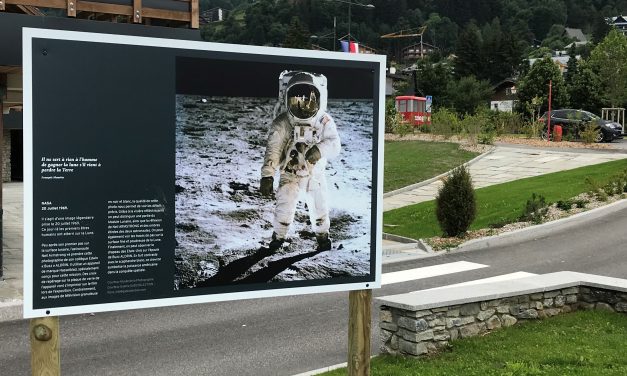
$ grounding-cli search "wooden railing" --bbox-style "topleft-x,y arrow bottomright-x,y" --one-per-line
0,0 -> 199,28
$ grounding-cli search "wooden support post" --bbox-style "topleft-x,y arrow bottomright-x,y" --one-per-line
0,0 -> 5,11
132,0 -> 141,23
348,289 -> 371,376
0,74 -> 4,279
30,316 -> 61,376
67,0 -> 76,17
190,0 -> 199,29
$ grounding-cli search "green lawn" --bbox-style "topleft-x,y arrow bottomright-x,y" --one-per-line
384,141 -> 479,193
324,310 -> 627,376
384,158 -> 627,240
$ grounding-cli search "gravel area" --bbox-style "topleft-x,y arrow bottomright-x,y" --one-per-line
425,192 -> 626,251
385,132 -> 615,151
497,136 -> 613,150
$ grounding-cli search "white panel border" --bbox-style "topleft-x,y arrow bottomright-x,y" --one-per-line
22,28 -> 385,318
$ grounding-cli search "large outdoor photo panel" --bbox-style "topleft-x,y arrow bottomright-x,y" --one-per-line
23,28 -> 385,318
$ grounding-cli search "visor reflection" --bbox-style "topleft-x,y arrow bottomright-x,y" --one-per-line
287,84 -> 320,120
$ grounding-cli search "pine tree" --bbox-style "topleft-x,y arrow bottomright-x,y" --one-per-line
436,165 -> 476,237
455,22 -> 482,79
283,16 -> 310,49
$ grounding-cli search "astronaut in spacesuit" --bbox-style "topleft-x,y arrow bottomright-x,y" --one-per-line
260,71 -> 341,252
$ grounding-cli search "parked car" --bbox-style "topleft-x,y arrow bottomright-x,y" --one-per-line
538,109 -> 623,142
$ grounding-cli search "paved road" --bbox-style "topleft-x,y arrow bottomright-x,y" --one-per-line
1,205 -> 626,376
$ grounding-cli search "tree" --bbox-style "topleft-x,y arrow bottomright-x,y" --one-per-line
568,60 -> 604,114
424,13 -> 459,53
517,56 -> 569,115
446,76 -> 493,115
283,16 -> 310,49
592,14 -> 612,43
480,18 -> 524,83
455,22 -> 482,79
436,165 -> 476,237
563,45 -> 578,85
588,29 -> 627,108
411,58 -> 454,109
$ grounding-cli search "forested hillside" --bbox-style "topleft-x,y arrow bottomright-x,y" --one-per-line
201,0 -> 625,53
200,1 -> 627,116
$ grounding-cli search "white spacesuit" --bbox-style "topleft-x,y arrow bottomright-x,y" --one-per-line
260,71 -> 341,251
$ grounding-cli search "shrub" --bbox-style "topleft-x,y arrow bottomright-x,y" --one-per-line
580,123 -> 599,144
556,200 -> 573,211
523,120 -> 542,139
460,112 -> 487,145
586,176 -> 609,201
385,99 -> 402,134
395,116 -> 413,137
520,193 -> 549,224
603,169 -> 627,195
478,131 -> 496,145
435,165 -> 477,237
431,108 -> 459,139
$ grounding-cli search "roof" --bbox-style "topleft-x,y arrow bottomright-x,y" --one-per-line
564,28 -> 587,42
491,78 -> 517,91
565,41 -> 588,49
607,15 -> 627,24
529,56 -> 572,67
396,96 -> 427,101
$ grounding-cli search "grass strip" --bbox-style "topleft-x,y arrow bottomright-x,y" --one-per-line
384,158 -> 627,240
384,140 -> 479,193
324,310 -> 627,376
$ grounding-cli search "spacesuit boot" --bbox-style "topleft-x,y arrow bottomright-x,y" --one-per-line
268,232 -> 284,252
315,233 -> 332,251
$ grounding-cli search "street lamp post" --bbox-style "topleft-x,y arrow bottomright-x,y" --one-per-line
328,0 -> 374,44
310,16 -> 337,51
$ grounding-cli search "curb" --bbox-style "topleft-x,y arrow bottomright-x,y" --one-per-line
384,198 -> 627,265
382,232 -> 433,254
383,146 -> 496,199
456,198 -> 627,253
0,300 -> 22,322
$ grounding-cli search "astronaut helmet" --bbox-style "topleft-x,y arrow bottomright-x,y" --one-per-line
284,71 -> 328,126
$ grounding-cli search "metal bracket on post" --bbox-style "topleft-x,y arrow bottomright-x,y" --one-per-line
133,0 -> 142,23
190,0 -> 199,29
30,317 -> 61,376
67,0 -> 77,17
348,289 -> 372,376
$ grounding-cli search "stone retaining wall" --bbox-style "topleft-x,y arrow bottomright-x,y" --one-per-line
380,286 -> 627,357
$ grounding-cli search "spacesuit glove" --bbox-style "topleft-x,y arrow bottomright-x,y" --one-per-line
305,145 -> 322,164
260,176 -> 274,197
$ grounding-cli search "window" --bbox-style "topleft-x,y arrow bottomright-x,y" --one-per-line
399,100 -> 407,112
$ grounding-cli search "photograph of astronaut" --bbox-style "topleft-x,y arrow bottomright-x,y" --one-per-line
174,57 -> 378,290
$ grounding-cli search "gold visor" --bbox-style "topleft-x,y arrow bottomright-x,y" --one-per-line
287,84 -> 320,120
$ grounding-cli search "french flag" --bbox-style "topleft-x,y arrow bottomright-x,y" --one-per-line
349,41 -> 359,53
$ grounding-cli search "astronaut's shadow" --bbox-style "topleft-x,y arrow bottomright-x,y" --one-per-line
196,247 -> 323,287
238,249 -> 324,284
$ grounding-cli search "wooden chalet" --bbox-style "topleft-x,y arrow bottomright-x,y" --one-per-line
0,0 -> 199,28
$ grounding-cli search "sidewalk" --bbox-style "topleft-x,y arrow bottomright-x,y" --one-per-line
384,145 -> 627,212
0,182 -> 23,304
